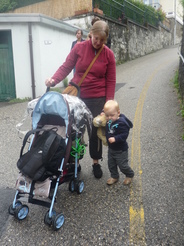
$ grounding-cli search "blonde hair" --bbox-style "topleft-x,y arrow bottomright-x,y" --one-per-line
90,20 -> 109,40
104,100 -> 120,112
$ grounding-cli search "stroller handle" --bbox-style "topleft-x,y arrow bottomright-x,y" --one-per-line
46,87 -> 50,93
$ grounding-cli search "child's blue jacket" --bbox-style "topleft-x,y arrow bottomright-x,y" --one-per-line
105,114 -> 133,151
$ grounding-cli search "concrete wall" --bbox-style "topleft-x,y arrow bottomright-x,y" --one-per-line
160,0 -> 183,21
160,0 -> 174,12
168,17 -> 183,45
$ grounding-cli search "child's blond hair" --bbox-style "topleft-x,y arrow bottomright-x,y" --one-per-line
104,100 -> 120,112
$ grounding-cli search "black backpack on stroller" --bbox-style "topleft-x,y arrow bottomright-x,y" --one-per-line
17,127 -> 66,181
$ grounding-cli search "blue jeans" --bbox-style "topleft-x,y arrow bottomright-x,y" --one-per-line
108,149 -> 134,179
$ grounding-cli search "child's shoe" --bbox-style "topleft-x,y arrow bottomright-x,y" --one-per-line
107,177 -> 118,185
123,177 -> 132,185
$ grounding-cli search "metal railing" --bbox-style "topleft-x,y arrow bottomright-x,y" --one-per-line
124,0 -> 145,26
144,6 -> 159,27
92,0 -> 160,28
178,44 -> 184,64
93,0 -> 124,22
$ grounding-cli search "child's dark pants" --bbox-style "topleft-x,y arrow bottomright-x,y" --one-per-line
108,149 -> 134,179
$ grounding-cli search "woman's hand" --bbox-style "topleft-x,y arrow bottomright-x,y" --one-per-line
45,78 -> 55,87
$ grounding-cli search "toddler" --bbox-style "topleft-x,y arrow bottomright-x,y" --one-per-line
104,100 -> 134,185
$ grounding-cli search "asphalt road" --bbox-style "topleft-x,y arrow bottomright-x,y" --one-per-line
0,46 -> 183,246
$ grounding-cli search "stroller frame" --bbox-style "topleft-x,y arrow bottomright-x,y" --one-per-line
9,91 -> 85,231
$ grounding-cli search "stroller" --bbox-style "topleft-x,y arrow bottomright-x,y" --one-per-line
8,91 -> 93,231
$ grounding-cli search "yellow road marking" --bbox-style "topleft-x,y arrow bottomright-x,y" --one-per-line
129,67 -> 161,245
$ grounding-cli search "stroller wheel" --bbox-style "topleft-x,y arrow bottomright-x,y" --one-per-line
8,201 -> 22,216
77,180 -> 84,194
44,210 -> 56,226
52,213 -> 65,231
69,179 -> 75,192
14,205 -> 29,220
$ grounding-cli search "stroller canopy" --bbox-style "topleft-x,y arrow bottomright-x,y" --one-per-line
32,92 -> 93,137
32,91 -> 69,131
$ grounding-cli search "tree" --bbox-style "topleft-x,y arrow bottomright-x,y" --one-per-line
0,0 -> 17,13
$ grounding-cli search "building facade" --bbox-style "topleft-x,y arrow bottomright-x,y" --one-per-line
143,0 -> 161,10
0,14 -> 88,100
143,0 -> 183,24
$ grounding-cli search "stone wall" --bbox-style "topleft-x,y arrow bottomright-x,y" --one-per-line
64,15 -> 172,63
109,21 -> 172,62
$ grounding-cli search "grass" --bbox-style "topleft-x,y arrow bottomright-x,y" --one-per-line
173,70 -> 180,92
173,70 -> 184,140
50,77 -> 68,93
9,97 -> 31,103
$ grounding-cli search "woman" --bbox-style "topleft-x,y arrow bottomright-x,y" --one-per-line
45,20 -> 116,179
71,29 -> 85,50
71,29 -> 85,74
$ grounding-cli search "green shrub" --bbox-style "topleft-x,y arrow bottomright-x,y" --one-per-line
180,0 -> 184,8
173,70 -> 179,92
63,77 -> 68,88
156,8 -> 166,22
0,0 -> 17,13
173,70 -> 184,140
